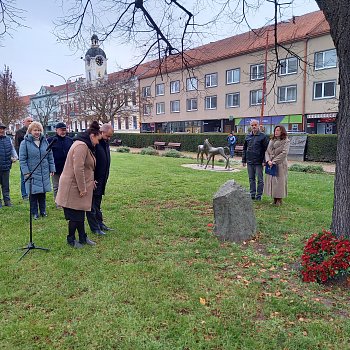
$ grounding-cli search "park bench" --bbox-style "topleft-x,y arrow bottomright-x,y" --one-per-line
110,139 -> 122,146
166,142 -> 181,150
154,141 -> 167,150
234,145 -> 244,156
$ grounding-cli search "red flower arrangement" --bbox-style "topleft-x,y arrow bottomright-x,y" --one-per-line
301,230 -> 350,283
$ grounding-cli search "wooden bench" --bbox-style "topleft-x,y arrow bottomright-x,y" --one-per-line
166,142 -> 181,150
110,139 -> 122,146
154,141 -> 167,150
234,145 -> 244,156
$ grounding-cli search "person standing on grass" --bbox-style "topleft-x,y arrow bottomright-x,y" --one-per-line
242,119 -> 269,201
19,121 -> 55,219
56,121 -> 101,248
264,125 -> 290,206
87,124 -> 114,235
47,122 -> 73,207
15,116 -> 33,200
227,132 -> 237,158
0,122 -> 18,208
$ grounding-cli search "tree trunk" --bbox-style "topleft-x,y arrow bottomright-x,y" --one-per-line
316,1 -> 350,237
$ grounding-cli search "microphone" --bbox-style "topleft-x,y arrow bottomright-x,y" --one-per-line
46,137 -> 57,151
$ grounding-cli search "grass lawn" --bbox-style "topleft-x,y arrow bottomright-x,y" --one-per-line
1,152 -> 349,350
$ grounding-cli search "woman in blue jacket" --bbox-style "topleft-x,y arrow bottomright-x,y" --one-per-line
19,121 -> 55,219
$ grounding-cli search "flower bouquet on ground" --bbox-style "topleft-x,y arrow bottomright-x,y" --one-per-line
301,230 -> 350,283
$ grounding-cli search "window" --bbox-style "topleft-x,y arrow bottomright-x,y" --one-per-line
156,102 -> 165,114
205,95 -> 217,109
132,92 -> 137,105
314,81 -> 336,99
226,93 -> 240,108
170,100 -> 180,113
279,57 -> 298,75
143,104 -> 151,115
186,77 -> 198,91
170,80 -> 180,94
155,83 -> 165,96
250,64 -> 265,80
250,89 -> 264,106
205,73 -> 218,88
186,98 -> 198,111
226,68 -> 240,84
315,49 -> 337,70
278,85 -> 297,103
142,86 -> 151,97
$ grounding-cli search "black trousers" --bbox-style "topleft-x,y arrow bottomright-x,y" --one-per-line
86,194 -> 103,231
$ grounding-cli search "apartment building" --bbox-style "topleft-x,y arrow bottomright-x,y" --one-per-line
138,10 -> 338,135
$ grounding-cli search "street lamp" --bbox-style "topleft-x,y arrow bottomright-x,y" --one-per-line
46,69 -> 83,131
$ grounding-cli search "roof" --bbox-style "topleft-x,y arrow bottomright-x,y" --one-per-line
135,10 -> 330,79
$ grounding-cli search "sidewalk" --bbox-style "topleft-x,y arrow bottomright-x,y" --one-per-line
113,147 -> 336,174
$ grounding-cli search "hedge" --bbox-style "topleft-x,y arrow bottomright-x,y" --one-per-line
112,133 -> 337,163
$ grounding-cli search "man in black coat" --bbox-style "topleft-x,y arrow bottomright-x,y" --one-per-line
87,124 -> 114,235
47,122 -> 73,206
14,116 -> 33,199
242,119 -> 269,201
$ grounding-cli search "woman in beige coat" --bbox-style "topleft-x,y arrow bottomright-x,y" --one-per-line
264,125 -> 290,206
56,121 -> 101,248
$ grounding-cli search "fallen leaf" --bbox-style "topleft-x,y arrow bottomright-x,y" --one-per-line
199,297 -> 206,305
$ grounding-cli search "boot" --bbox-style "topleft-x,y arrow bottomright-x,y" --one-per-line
4,201 -> 12,207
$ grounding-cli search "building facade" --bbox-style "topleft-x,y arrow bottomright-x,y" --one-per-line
137,10 -> 338,134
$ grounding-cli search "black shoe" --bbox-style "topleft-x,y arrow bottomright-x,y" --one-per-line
68,241 -> 84,249
100,224 -> 113,231
255,197 -> 262,201
4,201 -> 13,207
93,229 -> 106,235
33,214 -> 39,220
84,238 -> 96,246
41,212 -> 48,217
251,196 -> 256,200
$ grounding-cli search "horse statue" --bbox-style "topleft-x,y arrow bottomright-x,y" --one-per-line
197,144 -> 209,166
203,139 -> 230,169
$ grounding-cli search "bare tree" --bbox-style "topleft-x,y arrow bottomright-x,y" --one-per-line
75,73 -> 138,125
0,65 -> 26,126
31,95 -> 57,132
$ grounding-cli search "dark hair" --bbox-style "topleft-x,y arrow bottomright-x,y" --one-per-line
273,125 -> 287,140
87,121 -> 101,136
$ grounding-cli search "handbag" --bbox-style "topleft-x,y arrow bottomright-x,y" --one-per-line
265,164 -> 278,176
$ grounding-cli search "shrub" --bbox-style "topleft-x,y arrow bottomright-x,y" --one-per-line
115,146 -> 130,153
289,163 -> 325,173
301,230 -> 350,283
162,150 -> 182,158
140,147 -> 158,156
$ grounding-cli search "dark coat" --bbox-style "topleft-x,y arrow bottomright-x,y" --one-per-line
14,126 -> 27,154
19,134 -> 56,194
0,136 -> 14,172
47,135 -> 73,174
56,133 -> 96,211
242,131 -> 269,165
94,139 -> 111,196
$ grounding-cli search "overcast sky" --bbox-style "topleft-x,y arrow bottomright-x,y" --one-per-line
1,0 -> 320,97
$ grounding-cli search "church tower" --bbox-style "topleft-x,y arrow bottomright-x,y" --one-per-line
84,34 -> 108,82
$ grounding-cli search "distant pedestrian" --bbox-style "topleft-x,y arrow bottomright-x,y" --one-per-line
0,122 -> 18,207
47,122 -> 73,207
15,116 -> 33,200
56,121 -> 101,248
227,132 -> 237,158
19,121 -> 55,219
264,125 -> 290,206
242,119 -> 269,201
87,124 -> 114,235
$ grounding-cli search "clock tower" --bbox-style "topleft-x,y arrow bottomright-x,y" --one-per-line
84,34 -> 108,82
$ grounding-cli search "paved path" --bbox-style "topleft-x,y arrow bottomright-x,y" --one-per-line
112,147 -> 336,174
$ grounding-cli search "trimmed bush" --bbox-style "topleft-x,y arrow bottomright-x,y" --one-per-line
289,163 -> 325,174
140,147 -> 159,156
304,134 -> 337,162
162,149 -> 182,158
114,146 -> 130,153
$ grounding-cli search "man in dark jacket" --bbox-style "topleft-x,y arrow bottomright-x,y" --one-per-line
87,124 -> 114,235
242,119 -> 269,201
47,122 -> 73,206
14,116 -> 33,199
0,122 -> 18,207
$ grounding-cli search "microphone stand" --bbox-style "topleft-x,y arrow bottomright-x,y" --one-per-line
19,145 -> 54,261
